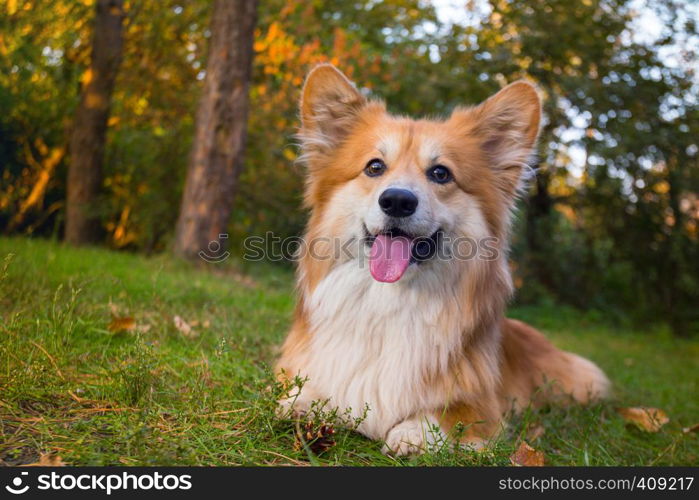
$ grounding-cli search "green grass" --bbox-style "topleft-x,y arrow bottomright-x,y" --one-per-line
0,236 -> 696,466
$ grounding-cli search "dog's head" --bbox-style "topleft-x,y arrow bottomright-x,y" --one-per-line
298,64 -> 541,283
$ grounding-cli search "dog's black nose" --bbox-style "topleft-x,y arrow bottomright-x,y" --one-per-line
378,188 -> 418,218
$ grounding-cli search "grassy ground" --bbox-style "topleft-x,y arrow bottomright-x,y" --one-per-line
0,236 -> 696,466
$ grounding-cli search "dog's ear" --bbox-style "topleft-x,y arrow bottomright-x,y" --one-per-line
452,81 -> 541,196
298,64 -> 367,162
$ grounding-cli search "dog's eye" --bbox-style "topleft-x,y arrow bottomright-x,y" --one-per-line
364,159 -> 387,177
427,165 -> 453,184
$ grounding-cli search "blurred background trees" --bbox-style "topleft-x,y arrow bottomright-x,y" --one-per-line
65,0 -> 125,245
0,0 -> 697,335
174,0 -> 257,259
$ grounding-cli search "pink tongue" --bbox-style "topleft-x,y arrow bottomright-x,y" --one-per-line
369,234 -> 412,283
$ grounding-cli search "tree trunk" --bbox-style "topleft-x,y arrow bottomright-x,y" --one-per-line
65,0 -> 125,245
173,0 -> 258,260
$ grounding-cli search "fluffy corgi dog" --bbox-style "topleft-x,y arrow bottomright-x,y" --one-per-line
276,64 -> 610,455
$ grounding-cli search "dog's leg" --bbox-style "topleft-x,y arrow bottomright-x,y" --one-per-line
435,397 -> 504,450
500,318 -> 610,409
381,414 -> 446,456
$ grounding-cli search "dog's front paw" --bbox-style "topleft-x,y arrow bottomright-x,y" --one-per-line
382,418 -> 428,456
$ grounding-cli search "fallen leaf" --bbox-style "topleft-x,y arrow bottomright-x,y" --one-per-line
510,441 -> 545,466
682,423 -> 699,434
173,315 -> 198,338
108,316 -> 135,333
22,453 -> 67,467
617,407 -> 669,432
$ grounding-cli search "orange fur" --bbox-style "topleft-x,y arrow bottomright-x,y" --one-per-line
276,64 -> 610,455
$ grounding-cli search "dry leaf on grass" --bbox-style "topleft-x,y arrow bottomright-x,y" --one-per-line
22,453 -> 67,467
682,423 -> 699,434
617,407 -> 669,432
108,316 -> 135,333
510,441 -> 545,466
173,315 -> 198,338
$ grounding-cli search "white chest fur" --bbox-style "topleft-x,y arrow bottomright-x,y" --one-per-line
302,260 -> 466,439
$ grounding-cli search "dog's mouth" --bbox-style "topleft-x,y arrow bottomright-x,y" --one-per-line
363,225 -> 442,283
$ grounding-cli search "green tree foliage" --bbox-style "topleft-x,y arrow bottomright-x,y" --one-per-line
0,1 -> 90,235
0,0 -> 697,334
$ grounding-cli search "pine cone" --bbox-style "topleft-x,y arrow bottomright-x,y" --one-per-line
295,420 -> 336,454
